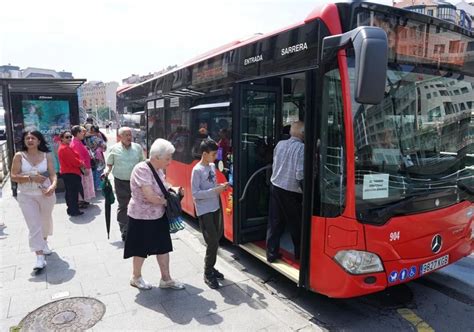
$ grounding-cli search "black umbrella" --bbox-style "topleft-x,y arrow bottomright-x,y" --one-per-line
101,176 -> 115,239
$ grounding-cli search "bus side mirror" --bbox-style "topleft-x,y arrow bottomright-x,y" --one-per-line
321,26 -> 388,105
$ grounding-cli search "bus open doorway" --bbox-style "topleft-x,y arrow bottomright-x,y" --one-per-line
232,73 -> 306,283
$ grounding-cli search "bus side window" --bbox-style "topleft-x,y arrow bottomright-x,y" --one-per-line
190,109 -> 232,162
192,125 -> 210,159
168,125 -> 190,162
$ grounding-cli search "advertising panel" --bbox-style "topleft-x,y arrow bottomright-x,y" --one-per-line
10,93 -> 79,174
21,99 -> 71,172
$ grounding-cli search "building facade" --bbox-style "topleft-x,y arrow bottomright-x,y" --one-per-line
395,0 -> 472,30
0,65 -> 73,79
77,81 -> 119,121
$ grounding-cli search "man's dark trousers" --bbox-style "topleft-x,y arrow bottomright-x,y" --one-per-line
199,209 -> 223,275
62,173 -> 82,215
114,178 -> 131,239
266,184 -> 302,260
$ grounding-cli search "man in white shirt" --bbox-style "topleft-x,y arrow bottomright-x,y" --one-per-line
266,121 -> 304,263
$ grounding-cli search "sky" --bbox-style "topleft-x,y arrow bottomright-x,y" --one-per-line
1,0 -> 396,84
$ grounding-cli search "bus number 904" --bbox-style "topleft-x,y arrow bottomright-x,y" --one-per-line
390,232 -> 400,242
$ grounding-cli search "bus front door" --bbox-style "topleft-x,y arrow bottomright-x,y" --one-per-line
234,85 -> 281,243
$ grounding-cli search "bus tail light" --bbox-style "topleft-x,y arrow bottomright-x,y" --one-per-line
334,250 -> 384,275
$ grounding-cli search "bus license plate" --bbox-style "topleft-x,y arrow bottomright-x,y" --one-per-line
420,255 -> 449,275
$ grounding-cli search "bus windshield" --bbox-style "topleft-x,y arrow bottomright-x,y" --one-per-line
351,8 -> 474,223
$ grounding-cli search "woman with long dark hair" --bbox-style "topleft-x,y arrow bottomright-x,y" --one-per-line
11,130 -> 57,271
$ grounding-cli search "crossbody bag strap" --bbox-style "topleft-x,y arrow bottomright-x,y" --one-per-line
146,161 -> 170,199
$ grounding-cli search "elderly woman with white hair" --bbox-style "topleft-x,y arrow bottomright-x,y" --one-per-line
124,138 -> 185,290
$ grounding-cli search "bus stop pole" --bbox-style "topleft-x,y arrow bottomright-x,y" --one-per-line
2,81 -> 17,196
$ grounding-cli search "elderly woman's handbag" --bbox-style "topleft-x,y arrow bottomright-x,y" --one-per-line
146,162 -> 185,233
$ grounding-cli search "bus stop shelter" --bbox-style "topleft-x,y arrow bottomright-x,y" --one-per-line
1,78 -> 86,195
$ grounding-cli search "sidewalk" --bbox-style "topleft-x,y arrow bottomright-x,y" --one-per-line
0,179 -> 319,331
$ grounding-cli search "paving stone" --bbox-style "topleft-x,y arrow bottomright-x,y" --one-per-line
0,266 -> 15,283
160,288 -> 236,325
161,314 -> 221,331
81,275 -> 134,297
74,262 -> 110,281
234,278 -> 313,330
96,293 -> 127,318
0,296 -> 11,320
92,304 -> 172,331
208,305 -> 281,331
8,282 -> 83,318
0,315 -> 22,332
1,275 -> 48,298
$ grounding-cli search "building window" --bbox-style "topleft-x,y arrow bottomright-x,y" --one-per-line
449,40 -> 462,53
434,44 -> 445,54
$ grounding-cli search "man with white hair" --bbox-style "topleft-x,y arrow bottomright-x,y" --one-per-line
266,121 -> 305,263
104,127 -> 144,241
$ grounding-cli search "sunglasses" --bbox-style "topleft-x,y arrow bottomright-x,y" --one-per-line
64,135 -> 72,139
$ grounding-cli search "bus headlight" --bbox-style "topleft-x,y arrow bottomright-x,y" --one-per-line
334,250 -> 384,275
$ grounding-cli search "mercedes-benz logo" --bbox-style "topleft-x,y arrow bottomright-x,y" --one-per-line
431,234 -> 442,253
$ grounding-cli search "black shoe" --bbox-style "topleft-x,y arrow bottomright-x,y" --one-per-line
78,201 -> 90,209
212,268 -> 224,280
68,211 -> 84,217
266,253 -> 282,263
204,274 -> 219,289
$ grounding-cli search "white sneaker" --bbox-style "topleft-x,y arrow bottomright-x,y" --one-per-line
42,243 -> 52,255
33,255 -> 47,270
130,276 -> 152,290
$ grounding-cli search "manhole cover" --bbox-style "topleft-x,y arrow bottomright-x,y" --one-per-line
18,297 -> 105,331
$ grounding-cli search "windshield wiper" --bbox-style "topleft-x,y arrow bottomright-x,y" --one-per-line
458,182 -> 474,200
360,188 -> 457,224
361,195 -> 419,223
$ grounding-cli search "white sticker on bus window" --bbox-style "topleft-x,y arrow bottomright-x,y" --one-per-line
147,100 -> 155,110
156,99 -> 164,108
362,174 -> 389,200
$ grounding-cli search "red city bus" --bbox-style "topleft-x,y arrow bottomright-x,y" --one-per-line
117,2 -> 474,298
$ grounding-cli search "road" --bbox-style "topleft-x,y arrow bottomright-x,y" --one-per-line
182,219 -> 473,332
